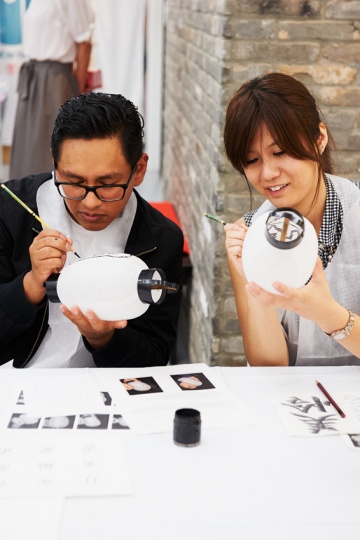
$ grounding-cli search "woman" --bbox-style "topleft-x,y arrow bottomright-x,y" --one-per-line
224,72 -> 360,366
9,0 -> 95,179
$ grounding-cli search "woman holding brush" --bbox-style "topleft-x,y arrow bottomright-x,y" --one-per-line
224,72 -> 360,366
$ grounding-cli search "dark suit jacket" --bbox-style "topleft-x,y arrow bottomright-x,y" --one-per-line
0,173 -> 183,368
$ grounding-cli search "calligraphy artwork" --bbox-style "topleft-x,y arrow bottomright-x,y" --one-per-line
272,393 -> 360,436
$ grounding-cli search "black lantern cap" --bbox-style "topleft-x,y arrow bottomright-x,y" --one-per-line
265,207 -> 305,250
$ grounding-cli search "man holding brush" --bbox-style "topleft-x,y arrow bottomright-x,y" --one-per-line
0,92 -> 183,368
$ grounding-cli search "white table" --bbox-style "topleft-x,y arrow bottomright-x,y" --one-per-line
3,365 -> 360,540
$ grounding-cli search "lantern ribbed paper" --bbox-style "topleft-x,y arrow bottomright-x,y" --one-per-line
54,254 -> 162,320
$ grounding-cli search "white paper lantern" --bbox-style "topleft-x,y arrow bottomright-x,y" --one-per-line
242,208 -> 318,294
46,254 -> 178,320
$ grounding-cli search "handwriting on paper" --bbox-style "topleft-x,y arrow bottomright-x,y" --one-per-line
272,393 -> 360,436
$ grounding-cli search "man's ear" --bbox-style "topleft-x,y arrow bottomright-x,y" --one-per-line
133,153 -> 149,187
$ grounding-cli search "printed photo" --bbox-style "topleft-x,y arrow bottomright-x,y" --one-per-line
120,377 -> 163,395
171,372 -> 216,391
100,391 -> 112,406
8,413 -> 41,429
77,414 -> 110,430
111,414 -> 130,430
42,415 -> 76,429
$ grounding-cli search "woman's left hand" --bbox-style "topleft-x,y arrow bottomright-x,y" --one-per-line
245,257 -> 337,327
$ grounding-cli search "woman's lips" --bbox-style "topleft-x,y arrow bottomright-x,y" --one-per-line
267,184 -> 288,195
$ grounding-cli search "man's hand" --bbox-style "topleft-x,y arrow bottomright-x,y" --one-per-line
59,305 -> 127,350
24,229 -> 74,305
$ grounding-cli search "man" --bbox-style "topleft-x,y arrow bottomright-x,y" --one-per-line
0,92 -> 183,368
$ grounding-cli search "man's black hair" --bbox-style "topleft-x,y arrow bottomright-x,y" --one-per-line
51,92 -> 144,168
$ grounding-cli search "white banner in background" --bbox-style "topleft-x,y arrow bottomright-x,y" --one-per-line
91,0 -> 146,115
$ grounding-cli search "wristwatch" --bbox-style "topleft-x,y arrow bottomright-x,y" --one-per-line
324,310 -> 355,341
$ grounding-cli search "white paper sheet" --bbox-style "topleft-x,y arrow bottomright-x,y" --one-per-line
341,433 -> 360,450
0,377 -> 22,412
0,378 -> 26,431
0,435 -> 132,497
338,392 -> 360,421
22,370 -> 104,416
271,392 -> 360,436
1,387 -> 131,433
103,363 -> 258,434
0,365 -> 257,435
337,392 -> 360,449
0,497 -> 63,540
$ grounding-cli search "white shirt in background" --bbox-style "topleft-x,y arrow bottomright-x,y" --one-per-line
23,0 -> 94,63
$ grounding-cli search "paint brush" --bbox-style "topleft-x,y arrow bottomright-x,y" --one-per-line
315,380 -> 346,418
203,212 -> 227,226
1,183 -> 80,258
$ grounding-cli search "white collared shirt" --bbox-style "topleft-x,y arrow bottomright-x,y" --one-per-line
23,0 -> 94,63
26,178 -> 137,368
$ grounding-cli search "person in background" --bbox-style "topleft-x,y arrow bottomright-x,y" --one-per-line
9,0 -> 95,179
224,72 -> 360,367
0,92 -> 183,368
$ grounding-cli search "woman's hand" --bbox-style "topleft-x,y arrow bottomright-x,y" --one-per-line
59,304 -> 127,350
224,218 -> 290,366
245,257 -> 340,328
24,229 -> 74,305
224,219 -> 249,277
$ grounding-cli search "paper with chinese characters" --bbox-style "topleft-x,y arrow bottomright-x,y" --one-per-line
0,435 -> 132,497
271,393 -> 360,436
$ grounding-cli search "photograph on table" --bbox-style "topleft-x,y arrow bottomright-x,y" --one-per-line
171,372 -> 216,391
111,414 -> 130,430
100,391 -> 112,406
42,415 -> 76,429
120,377 -> 163,395
76,414 -> 110,430
8,413 -> 41,429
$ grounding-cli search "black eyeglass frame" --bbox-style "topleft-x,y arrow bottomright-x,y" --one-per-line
54,163 -> 137,202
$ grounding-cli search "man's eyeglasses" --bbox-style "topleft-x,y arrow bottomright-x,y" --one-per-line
54,164 -> 137,202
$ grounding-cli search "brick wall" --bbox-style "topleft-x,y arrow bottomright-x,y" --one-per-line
162,0 -> 360,366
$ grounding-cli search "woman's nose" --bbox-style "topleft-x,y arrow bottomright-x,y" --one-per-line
260,159 -> 281,182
